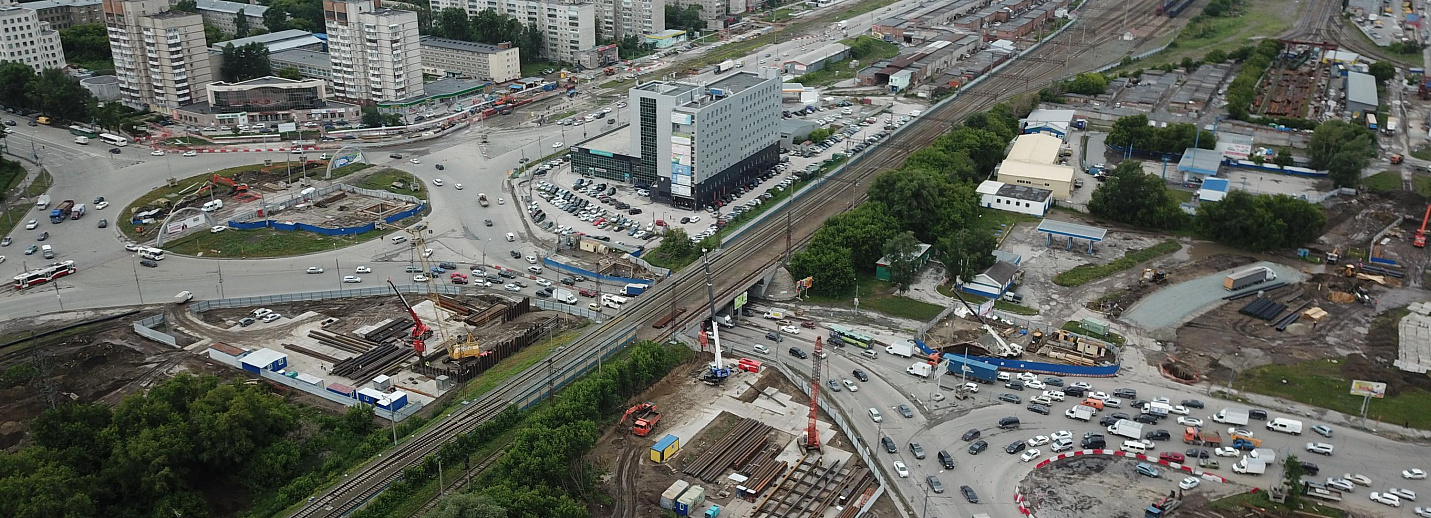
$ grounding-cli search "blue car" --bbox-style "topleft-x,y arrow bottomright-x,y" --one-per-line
1232,438 -> 1257,451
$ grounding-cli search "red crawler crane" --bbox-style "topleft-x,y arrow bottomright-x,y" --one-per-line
805,336 -> 824,451
386,278 -> 431,362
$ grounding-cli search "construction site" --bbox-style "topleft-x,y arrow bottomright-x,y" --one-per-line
1249,43 -> 1341,120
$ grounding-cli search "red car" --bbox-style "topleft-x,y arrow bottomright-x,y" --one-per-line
579,288 -> 597,297
1159,452 -> 1185,463
800,321 -> 817,329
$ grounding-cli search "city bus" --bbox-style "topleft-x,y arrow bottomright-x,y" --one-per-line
13,261 -> 76,289
138,247 -> 165,261
68,125 -> 99,138
828,324 -> 873,349
99,133 -> 128,147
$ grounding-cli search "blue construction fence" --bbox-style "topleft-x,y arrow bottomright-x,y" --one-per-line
542,256 -> 653,287
950,353 -> 1121,378
226,203 -> 427,236
1224,160 -> 1326,177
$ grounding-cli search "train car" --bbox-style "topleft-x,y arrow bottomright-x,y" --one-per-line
1155,0 -> 1174,15
1165,0 -> 1196,17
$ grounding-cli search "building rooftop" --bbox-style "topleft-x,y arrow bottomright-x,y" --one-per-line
1177,147 -> 1223,175
647,29 -> 687,39
708,70 -> 769,95
211,29 -> 322,52
195,0 -> 267,16
980,260 -> 1018,285
997,160 -> 1074,183
634,80 -> 700,97
1005,133 -> 1063,164
19,0 -> 101,10
787,42 -> 849,66
215,75 -> 316,87
999,182 -> 1052,202
1036,219 -> 1107,241
876,243 -> 933,266
1346,71 -> 1378,107
271,48 -> 332,68
1022,108 -> 1077,133
419,35 -> 509,54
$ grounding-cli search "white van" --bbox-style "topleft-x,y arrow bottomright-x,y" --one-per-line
505,232 -> 516,242
390,235 -> 408,244
1266,417 -> 1304,435
202,199 -> 224,212
1120,440 -> 1149,454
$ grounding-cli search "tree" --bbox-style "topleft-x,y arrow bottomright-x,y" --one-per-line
59,24 -> 111,65
1369,61 -> 1396,84
1106,114 -> 1216,154
881,231 -> 922,292
940,126 -> 1006,175
1087,161 -> 1190,230
0,62 -> 35,109
1272,148 -> 1294,167
652,227 -> 696,262
1307,119 -> 1375,169
205,22 -> 232,46
1064,72 -> 1109,95
235,9 -> 251,38
276,66 -> 304,80
666,4 -> 705,32
938,228 -> 997,282
616,34 -> 654,59
1194,191 -> 1324,251
806,127 -> 832,142
867,167 -> 976,242
788,241 -> 857,297
263,7 -> 290,32
1326,151 -> 1363,188
1203,49 -> 1227,63
219,42 -> 272,82
1283,454 -> 1306,509
423,493 -> 508,518
26,69 -> 94,122
434,7 -> 472,40
173,0 -> 197,12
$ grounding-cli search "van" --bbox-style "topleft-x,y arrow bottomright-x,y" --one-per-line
997,371 -> 1011,382
391,235 -> 408,244
1082,398 -> 1105,411
1120,440 -> 1149,454
1267,417 -> 1304,435
998,416 -> 1020,429
505,232 -> 516,242
860,349 -> 878,359
202,199 -> 223,212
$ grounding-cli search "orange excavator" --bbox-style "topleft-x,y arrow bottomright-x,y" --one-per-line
1416,205 -> 1431,248
620,402 -> 661,437
212,174 -> 249,193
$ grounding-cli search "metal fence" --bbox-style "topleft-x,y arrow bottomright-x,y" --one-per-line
132,313 -> 179,346
188,285 -> 462,314
770,361 -> 884,517
532,298 -> 604,320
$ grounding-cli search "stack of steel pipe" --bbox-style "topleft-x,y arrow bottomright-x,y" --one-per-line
283,343 -> 343,363
682,418 -> 772,482
346,345 -> 411,382
362,320 -> 413,343
308,329 -> 380,354
1274,300 -> 1315,332
332,343 -> 398,377
436,295 -> 473,316
1239,298 -> 1287,321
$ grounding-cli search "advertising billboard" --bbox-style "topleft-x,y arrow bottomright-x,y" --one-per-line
1350,380 -> 1387,398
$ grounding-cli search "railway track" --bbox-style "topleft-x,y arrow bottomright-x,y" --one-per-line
287,2 -> 1158,515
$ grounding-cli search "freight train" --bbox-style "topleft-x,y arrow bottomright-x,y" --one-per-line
1155,0 -> 1196,17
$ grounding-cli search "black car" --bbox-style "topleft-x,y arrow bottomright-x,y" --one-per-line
97,219 -> 107,228
938,450 -> 955,469
1134,413 -> 1159,424
140,259 -> 158,267
926,475 -> 944,494
880,436 -> 897,453
852,369 -> 868,382
1144,429 -> 1171,441
1099,415 -> 1120,427
998,393 -> 1021,404
1186,448 -> 1210,459
788,347 -> 807,359
238,317 -> 256,327
1005,380 -> 1024,391
1182,399 -> 1205,409
109,147 -> 121,154
961,429 -> 981,441
1082,435 -> 1106,449
1062,386 -> 1087,397
36,231 -> 48,241
765,332 -> 782,342
1248,409 -> 1268,420
498,270 -> 517,279
896,404 -> 913,418
1027,403 -> 1050,415
438,261 -> 457,270
509,250 -> 522,259
389,153 -> 403,159
628,208 -> 643,215
1300,461 -> 1319,476
1131,399 -> 1149,409
435,164 -> 444,170
1043,377 -> 1064,386
560,277 -> 576,285
960,485 -> 979,503
968,440 -> 988,455
998,416 -> 1020,429
1110,412 -> 1131,421
534,289 -> 551,298
1004,441 -> 1026,454
1114,388 -> 1138,398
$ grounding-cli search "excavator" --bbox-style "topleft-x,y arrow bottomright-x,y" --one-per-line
1415,205 -> 1431,248
211,173 -> 249,193
620,402 -> 662,436
386,278 -> 432,361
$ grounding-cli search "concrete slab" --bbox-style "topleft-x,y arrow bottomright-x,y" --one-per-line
1397,305 -> 1431,373
1121,261 -> 1307,331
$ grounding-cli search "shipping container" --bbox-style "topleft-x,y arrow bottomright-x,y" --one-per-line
661,480 -> 691,510
357,387 -> 386,404
1080,317 -> 1110,336
372,374 -> 392,390
326,382 -> 357,398
376,391 -> 409,411
651,434 -> 681,463
296,373 -> 323,387
675,485 -> 706,516
239,348 -> 288,374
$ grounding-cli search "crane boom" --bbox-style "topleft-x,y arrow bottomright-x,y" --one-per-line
1416,205 -> 1431,248
387,278 -> 431,357
948,285 -> 1022,357
700,249 -> 730,383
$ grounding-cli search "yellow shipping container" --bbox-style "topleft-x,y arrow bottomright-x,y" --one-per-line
650,434 -> 680,463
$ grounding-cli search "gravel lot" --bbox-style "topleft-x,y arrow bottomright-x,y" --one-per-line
1021,455 -> 1240,518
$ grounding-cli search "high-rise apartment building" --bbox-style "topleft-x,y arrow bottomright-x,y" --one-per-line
103,0 -> 212,109
323,0 -> 423,102
596,0 -> 662,40
0,0 -> 67,72
669,0 -> 724,29
429,0 -> 598,66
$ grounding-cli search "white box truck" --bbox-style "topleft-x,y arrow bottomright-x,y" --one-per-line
1232,456 -> 1267,475
35,194 -> 49,210
1212,408 -> 1250,426
906,363 -> 932,378
1107,419 -> 1144,440
885,342 -> 914,358
1266,417 -> 1303,435
1250,448 -> 1277,465
74,136 -> 89,145
554,288 -> 577,304
1065,405 -> 1095,421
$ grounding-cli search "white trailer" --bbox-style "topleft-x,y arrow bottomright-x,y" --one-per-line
1107,419 -> 1144,440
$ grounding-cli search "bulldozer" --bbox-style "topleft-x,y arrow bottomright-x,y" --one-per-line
1140,268 -> 1167,284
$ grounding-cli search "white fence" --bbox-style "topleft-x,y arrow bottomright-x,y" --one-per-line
132,313 -> 179,346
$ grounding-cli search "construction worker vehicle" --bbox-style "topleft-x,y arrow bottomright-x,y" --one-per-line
621,402 -> 662,436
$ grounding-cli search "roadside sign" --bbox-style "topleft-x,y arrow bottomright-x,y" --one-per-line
1350,380 -> 1386,398
734,292 -> 747,309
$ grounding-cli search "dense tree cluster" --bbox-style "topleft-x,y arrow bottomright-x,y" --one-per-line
262,0 -> 325,33
219,42 -> 272,82
430,8 -> 545,62
57,24 -> 110,67
1106,113 -> 1217,155
1087,161 -> 1191,230
1307,119 -> 1376,188
648,227 -> 720,267
1064,72 -> 1109,95
666,5 -> 706,33
1225,40 -> 1284,120
1194,190 -> 1325,251
0,62 -> 97,124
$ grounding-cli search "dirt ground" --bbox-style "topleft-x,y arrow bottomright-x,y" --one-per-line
1021,455 -> 1241,518
0,313 -> 227,450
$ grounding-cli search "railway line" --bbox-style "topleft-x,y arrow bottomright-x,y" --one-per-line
286,1 -> 1163,515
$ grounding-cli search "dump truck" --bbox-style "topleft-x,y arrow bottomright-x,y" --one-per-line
621,403 -> 662,437
1230,433 -> 1262,448
1224,266 -> 1276,290
1213,407 -> 1250,425
1232,456 -> 1267,475
478,193 -> 489,207
906,362 -> 932,378
49,200 -> 74,223
1108,419 -> 1145,440
1183,427 -> 1221,446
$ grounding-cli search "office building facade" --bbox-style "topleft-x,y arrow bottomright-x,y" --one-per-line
0,1 -> 67,72
104,0 -> 212,109
174,75 -> 359,127
21,0 -> 102,30
323,0 -> 422,102
428,0 -> 597,66
597,0 -> 662,40
418,36 -> 519,83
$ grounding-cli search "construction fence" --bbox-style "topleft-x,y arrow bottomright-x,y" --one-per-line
132,313 -> 179,347
188,284 -> 463,314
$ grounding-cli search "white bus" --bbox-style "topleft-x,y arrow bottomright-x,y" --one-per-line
13,261 -> 76,290
138,247 -> 165,261
99,133 -> 128,147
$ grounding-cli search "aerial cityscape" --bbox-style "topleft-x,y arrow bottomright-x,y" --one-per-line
2,0 -> 1431,517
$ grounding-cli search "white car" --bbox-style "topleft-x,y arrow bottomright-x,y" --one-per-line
1152,396 -> 1170,404
1089,391 -> 1109,400
413,274 -> 430,282
893,461 -> 909,478
1305,442 -> 1334,455
842,379 -> 858,392
1179,477 -> 1200,490
355,266 -> 372,273
1026,435 -> 1050,447
1070,382 -> 1092,390
689,215 -> 701,223
1169,405 -> 1190,415
1228,428 -> 1254,438
210,225 -> 227,233
125,243 -> 139,251
1372,492 -> 1403,507
1020,449 -> 1042,462
0,255 -> 5,264
455,183 -> 463,190
1415,506 -> 1431,518
150,150 -> 164,156
552,141 -> 563,148
1041,390 -> 1065,402
1346,474 -> 1373,486
260,313 -> 281,323
1050,430 -> 1073,443
182,150 -> 198,157
25,219 -> 37,230
1177,416 -> 1204,427
409,158 -> 421,164
95,201 -> 109,210
1214,447 -> 1239,457
1016,372 -> 1037,382
1103,397 -> 1122,408
868,408 -> 882,422
963,382 -> 980,393
1030,395 -> 1052,406
342,276 -> 362,283
1406,469 -> 1428,480
504,283 -> 520,291
1390,488 -> 1419,501
779,325 -> 800,334
535,278 -> 552,287
433,178 -> 444,186
1326,478 -> 1355,492
251,308 -> 273,318
422,248 -> 434,258
1025,379 -> 1046,390
306,266 -> 324,274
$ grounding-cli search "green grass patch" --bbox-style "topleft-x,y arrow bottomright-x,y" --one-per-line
453,328 -> 585,401
1060,320 -> 1125,345
1053,240 -> 1181,287
326,162 -> 372,180
24,169 -> 49,198
1238,356 -> 1431,429
764,6 -> 800,21
806,273 -> 945,321
974,208 -> 1039,241
519,61 -> 559,78
160,225 -> 397,258
0,158 -> 25,195
1208,491 -> 1346,517
1412,145 -> 1431,161
1364,170 -> 1402,192
1115,0 -> 1298,73
1166,188 -> 1194,204
995,300 -> 1039,315
355,168 -> 427,200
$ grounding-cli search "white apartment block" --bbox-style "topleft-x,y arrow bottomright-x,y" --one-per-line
323,0 -> 423,102
597,0 -> 663,40
0,0 -> 67,73
194,0 -> 265,35
103,0 -> 212,109
429,0 -> 597,66
418,36 -> 519,83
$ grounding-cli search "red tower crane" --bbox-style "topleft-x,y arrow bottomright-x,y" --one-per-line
1416,205 -> 1431,248
386,278 -> 432,361
805,336 -> 824,451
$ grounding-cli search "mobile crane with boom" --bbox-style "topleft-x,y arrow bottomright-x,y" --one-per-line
949,287 -> 1023,357
386,278 -> 432,363
699,249 -> 730,384
1416,205 -> 1431,248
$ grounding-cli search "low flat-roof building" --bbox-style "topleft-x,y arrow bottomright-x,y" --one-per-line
419,36 -> 520,83
1005,132 -> 1063,163
784,43 -> 850,75
645,29 -> 687,48
976,180 -> 1053,217
21,0 -> 101,29
173,76 -> 359,128
1345,71 -> 1378,117
996,133 -> 1074,199
270,49 -> 333,84
210,29 -> 324,53
1021,108 -> 1077,139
